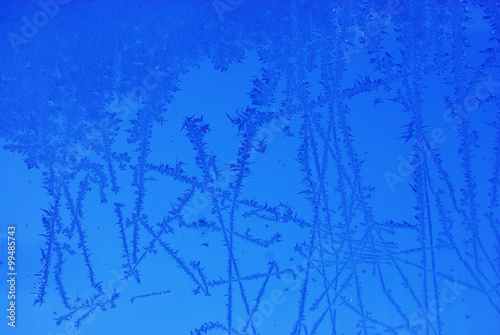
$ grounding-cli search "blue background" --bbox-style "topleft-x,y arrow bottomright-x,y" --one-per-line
0,0 -> 499,334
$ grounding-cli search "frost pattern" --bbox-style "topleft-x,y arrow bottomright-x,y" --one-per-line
1,1 -> 499,334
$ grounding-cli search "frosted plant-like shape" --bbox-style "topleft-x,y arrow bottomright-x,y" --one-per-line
1,1 -> 499,334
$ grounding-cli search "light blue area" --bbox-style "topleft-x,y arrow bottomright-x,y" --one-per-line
0,1 -> 499,334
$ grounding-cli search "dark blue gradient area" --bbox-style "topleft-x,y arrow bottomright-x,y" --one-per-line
0,1 -> 499,334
